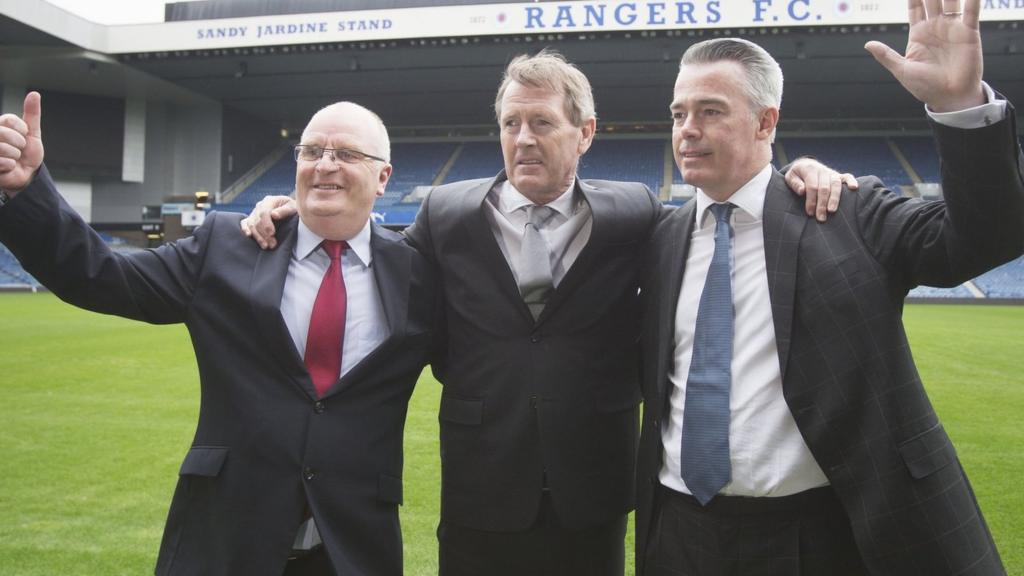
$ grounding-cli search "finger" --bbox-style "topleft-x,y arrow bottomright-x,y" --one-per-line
803,176 -> 818,217
963,0 -> 979,28
941,0 -> 960,16
240,218 -> 253,237
923,0 -> 942,19
0,141 -> 25,160
864,41 -> 905,80
814,172 -> 830,221
785,170 -> 807,197
0,157 -> 16,172
0,114 -> 29,138
842,173 -> 859,190
826,173 -> 842,215
908,0 -> 925,26
22,92 -> 42,139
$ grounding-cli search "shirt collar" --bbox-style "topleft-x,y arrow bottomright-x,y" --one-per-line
498,178 -> 578,218
295,217 -> 373,267
694,163 -> 772,230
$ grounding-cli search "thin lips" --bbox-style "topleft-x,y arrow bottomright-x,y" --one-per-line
681,150 -> 710,158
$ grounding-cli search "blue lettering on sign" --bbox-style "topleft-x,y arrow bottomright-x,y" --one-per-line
553,5 -> 576,27
707,1 -> 721,23
525,6 -> 544,28
788,0 -> 810,20
522,1 -> 744,28
648,2 -> 667,25
753,0 -> 772,22
676,2 -> 696,23
615,3 -> 638,25
256,21 -> 328,38
984,0 -> 1024,7
336,19 -> 392,32
197,26 -> 248,40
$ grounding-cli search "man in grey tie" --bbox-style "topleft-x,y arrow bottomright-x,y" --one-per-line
243,50 -> 852,574
636,0 -> 1023,573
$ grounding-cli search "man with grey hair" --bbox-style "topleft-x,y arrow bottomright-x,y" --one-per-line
0,99 -> 437,576
636,1 -> 1022,574
244,50 -> 850,575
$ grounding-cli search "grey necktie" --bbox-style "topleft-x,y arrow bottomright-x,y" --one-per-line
681,202 -> 735,505
517,205 -> 557,320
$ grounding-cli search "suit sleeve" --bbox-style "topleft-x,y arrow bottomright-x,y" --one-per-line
855,105 -> 1024,289
0,164 -> 211,324
401,187 -> 448,380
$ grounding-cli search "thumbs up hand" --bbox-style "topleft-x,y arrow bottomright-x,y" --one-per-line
0,91 -> 45,194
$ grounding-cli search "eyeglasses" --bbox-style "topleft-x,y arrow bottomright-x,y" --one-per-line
294,145 -> 387,165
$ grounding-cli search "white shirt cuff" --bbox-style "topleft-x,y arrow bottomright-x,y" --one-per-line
926,81 -> 1007,129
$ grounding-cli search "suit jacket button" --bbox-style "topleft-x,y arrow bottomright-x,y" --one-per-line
530,334 -> 541,343
314,400 -> 325,414
304,467 -> 316,481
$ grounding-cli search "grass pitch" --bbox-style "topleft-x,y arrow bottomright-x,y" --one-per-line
0,294 -> 1020,575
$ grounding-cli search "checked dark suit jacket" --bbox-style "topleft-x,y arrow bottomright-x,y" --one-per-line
0,165 -> 437,576
636,112 -> 1024,575
405,172 -> 661,532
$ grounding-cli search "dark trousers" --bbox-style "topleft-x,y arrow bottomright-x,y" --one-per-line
643,485 -> 866,576
282,546 -> 334,576
438,493 -> 627,576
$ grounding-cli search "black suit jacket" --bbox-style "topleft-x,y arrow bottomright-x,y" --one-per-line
0,166 -> 437,576
637,115 -> 1024,574
405,172 -> 660,531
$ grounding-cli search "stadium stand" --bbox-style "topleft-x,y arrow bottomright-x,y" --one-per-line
441,141 -> 504,183
780,137 -> 912,188
0,243 -> 41,287
216,152 -> 297,214
973,256 -> 1024,299
387,142 -> 459,200
579,139 -> 664,194
892,136 -> 942,183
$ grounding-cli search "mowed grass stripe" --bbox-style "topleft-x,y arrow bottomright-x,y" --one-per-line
0,294 -> 1020,575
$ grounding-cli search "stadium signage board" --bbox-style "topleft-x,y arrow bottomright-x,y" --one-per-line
4,0 -> 1023,54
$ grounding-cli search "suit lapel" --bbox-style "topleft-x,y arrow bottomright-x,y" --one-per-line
462,172 -> 535,320
330,224 -> 411,395
539,180 -> 601,322
249,216 -> 315,397
653,202 -> 696,414
762,171 -> 806,380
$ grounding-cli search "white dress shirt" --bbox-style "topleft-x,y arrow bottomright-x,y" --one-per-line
660,89 -> 1008,498
279,217 -> 389,549
280,218 -> 389,379
483,179 -> 592,288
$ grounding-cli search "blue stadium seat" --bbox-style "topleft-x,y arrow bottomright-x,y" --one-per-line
973,256 -> 1024,299
780,137 -> 911,188
387,142 -> 458,198
579,139 -> 664,194
0,243 -> 42,287
892,137 -> 941,184
442,142 -> 503,183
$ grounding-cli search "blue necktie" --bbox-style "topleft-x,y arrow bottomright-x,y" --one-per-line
681,202 -> 734,505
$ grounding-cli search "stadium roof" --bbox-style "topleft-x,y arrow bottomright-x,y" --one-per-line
2,1 -> 1021,135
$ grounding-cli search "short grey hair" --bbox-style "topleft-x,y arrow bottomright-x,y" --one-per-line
494,49 -> 596,127
680,37 -> 783,122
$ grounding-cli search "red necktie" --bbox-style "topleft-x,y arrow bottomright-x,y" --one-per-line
304,240 -> 347,398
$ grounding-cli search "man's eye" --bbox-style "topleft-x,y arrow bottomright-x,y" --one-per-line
304,147 -> 324,159
337,150 -> 359,162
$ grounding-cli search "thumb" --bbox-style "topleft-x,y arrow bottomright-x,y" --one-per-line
864,41 -> 904,80
23,91 -> 42,139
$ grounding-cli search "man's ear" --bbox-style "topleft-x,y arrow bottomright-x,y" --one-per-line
377,164 -> 393,197
577,117 -> 597,155
756,107 -> 779,141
